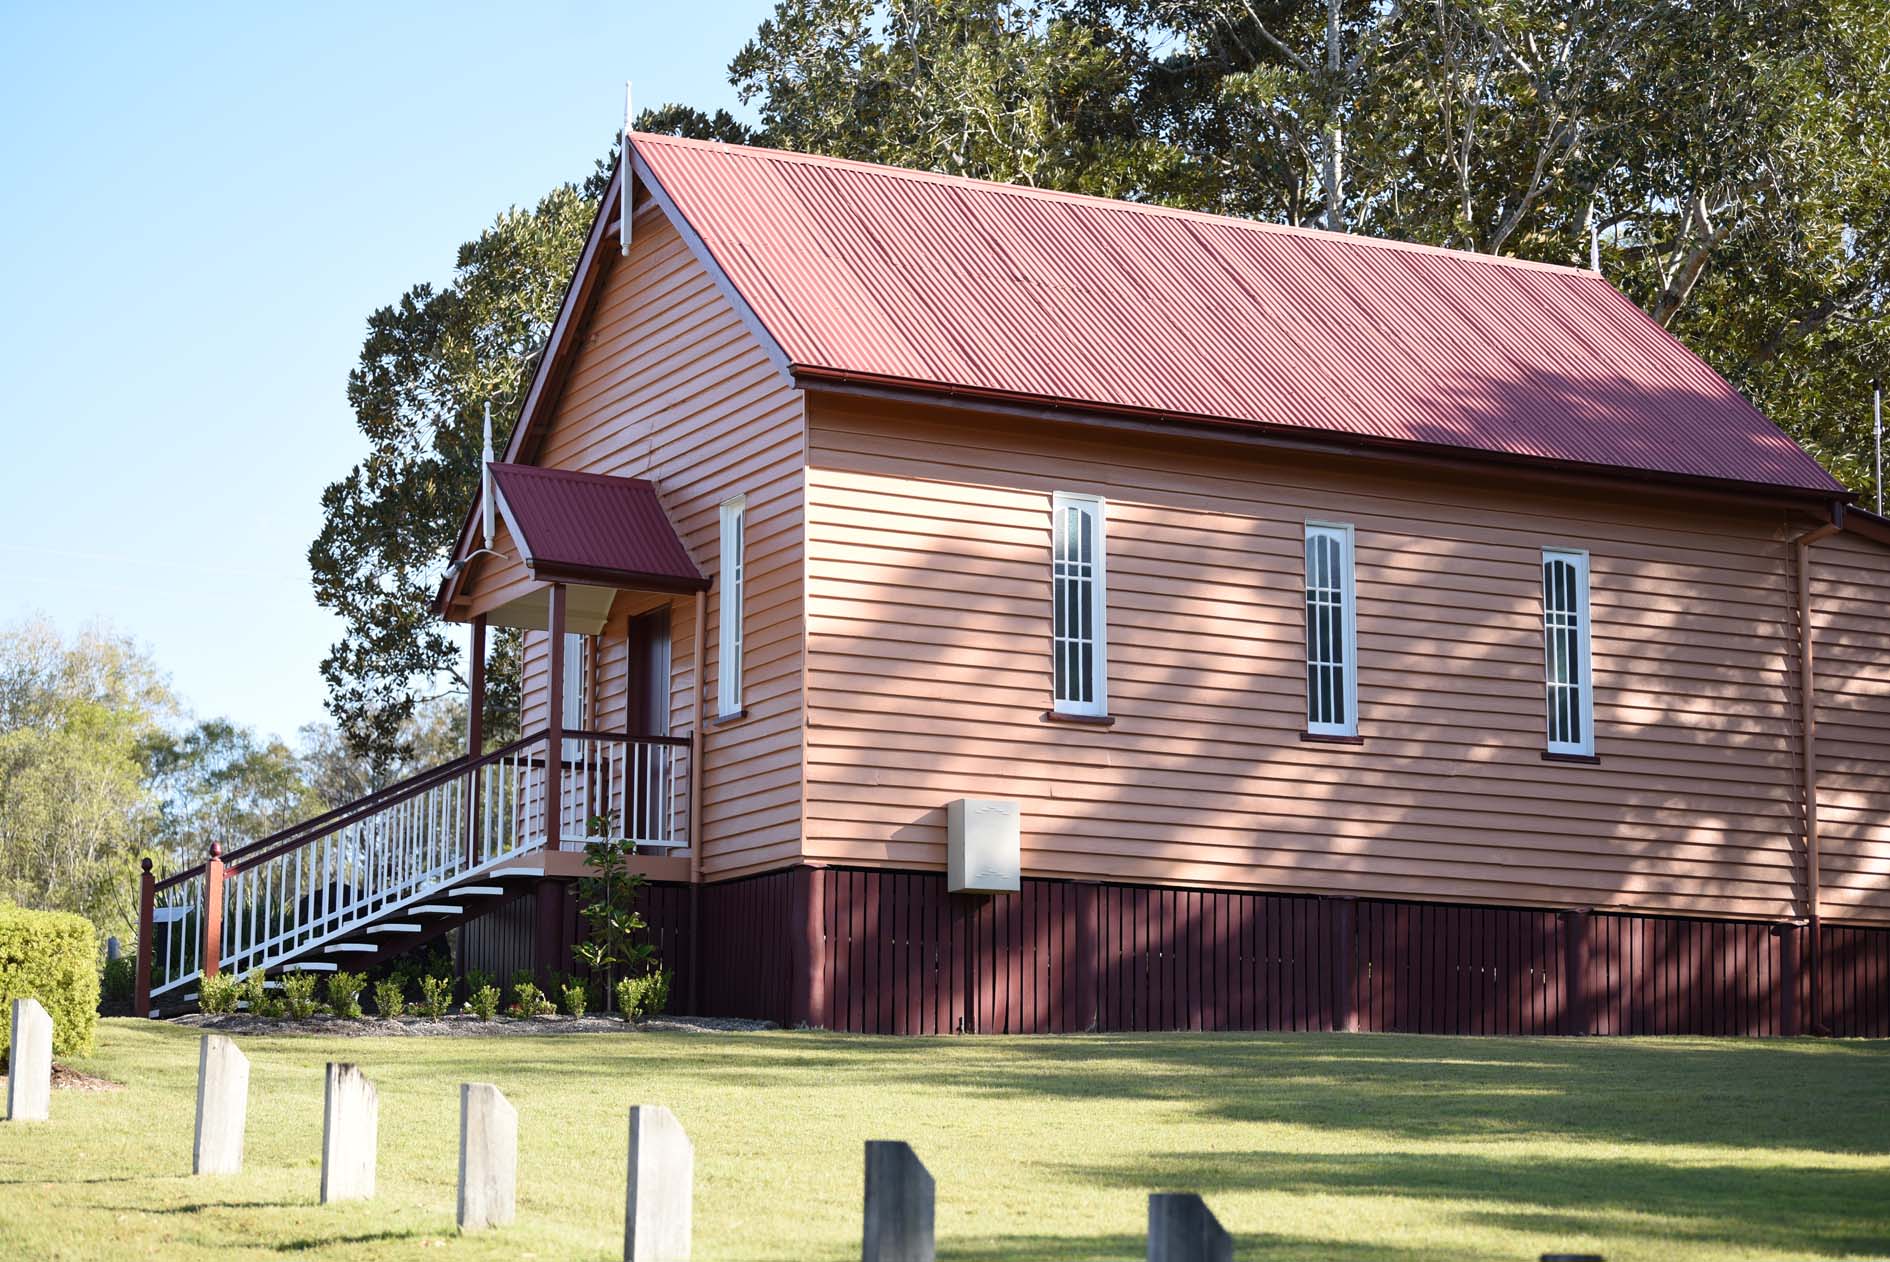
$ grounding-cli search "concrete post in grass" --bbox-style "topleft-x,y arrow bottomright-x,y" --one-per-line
5,998 -> 52,1122
1147,1193 -> 1231,1262
457,1083 -> 517,1231
862,1141 -> 935,1262
192,1035 -> 249,1174
320,1063 -> 378,1202
625,1104 -> 693,1261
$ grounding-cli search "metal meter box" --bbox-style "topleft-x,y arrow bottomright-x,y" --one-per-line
947,798 -> 1021,894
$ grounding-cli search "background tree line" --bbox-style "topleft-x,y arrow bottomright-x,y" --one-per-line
0,618 -> 460,940
314,0 -> 1887,765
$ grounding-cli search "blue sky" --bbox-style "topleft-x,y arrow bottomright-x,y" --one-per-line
0,3 -> 770,742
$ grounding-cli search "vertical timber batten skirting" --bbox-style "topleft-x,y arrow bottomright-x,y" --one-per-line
460,866 -> 1890,1038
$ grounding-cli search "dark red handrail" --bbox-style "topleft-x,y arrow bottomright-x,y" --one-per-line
153,727 -> 691,890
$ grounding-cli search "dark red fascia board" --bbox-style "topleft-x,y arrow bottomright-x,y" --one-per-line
524,560 -> 711,595
792,365 -> 1852,514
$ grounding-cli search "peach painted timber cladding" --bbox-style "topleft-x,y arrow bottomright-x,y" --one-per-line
799,394 -> 1842,924
516,205 -> 805,879
1812,532 -> 1890,924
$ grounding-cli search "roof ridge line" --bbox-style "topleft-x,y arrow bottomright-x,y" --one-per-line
629,131 -> 1600,279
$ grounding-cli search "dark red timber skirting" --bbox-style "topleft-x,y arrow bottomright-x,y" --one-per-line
465,866 -> 1890,1037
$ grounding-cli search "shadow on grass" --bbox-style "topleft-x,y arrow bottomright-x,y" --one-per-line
1065,1150 -> 1889,1257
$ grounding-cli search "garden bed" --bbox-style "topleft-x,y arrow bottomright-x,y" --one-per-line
169,1012 -> 773,1037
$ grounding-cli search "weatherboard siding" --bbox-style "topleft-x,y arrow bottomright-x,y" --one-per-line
516,205 -> 805,879
1812,532 -> 1890,926
800,396 -> 1833,923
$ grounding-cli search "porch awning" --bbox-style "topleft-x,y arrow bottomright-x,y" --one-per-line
488,463 -> 709,594
436,463 -> 708,631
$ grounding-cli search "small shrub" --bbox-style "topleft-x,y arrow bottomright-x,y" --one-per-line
372,978 -> 405,1019
197,972 -> 241,1015
614,970 -> 671,1021
100,954 -> 135,1004
0,905 -> 99,1056
238,969 -> 281,1019
465,984 -> 501,1021
560,981 -> 587,1018
326,970 -> 366,1019
415,975 -> 453,1020
280,973 -> 321,1019
507,970 -> 555,1018
464,968 -> 494,1004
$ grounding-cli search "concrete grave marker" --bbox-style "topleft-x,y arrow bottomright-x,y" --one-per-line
5,998 -> 52,1122
193,1034 -> 249,1174
457,1083 -> 517,1231
862,1141 -> 935,1262
320,1062 -> 378,1202
1147,1193 -> 1232,1262
625,1104 -> 693,1261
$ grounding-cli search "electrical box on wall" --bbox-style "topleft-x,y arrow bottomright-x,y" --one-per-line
947,798 -> 1021,894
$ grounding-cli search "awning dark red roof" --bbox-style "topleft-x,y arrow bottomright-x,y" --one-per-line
489,463 -> 708,593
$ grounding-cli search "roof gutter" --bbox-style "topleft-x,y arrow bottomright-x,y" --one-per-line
794,368 -> 1852,512
1793,504 -> 1844,1037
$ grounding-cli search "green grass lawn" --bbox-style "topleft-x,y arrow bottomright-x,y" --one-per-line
1,1020 -> 1887,1260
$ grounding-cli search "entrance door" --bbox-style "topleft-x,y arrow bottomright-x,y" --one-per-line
623,608 -> 672,845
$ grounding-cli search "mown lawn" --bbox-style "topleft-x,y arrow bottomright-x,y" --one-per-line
0,1019 -> 1886,1260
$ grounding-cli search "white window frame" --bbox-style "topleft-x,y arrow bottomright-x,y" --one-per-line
717,494 -> 746,718
1303,521 -> 1359,737
561,631 -> 589,742
1051,491 -> 1108,717
1541,547 -> 1595,757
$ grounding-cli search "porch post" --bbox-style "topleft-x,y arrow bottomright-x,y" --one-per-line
546,584 -> 567,849
466,615 -> 486,868
467,615 -> 487,759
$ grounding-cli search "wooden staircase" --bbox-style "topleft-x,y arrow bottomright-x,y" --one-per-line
136,727 -> 689,1013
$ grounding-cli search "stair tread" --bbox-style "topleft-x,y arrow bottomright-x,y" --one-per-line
450,885 -> 505,897
368,924 -> 421,933
411,904 -> 459,915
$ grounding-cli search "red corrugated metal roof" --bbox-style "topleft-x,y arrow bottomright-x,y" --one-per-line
633,132 -> 1841,494
489,463 -> 707,592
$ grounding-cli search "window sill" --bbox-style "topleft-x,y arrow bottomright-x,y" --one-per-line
1300,731 -> 1363,746
1042,710 -> 1116,727
1542,750 -> 1600,765
710,708 -> 749,728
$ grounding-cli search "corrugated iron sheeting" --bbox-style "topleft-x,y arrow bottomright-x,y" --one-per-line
633,132 -> 1839,494
489,463 -> 706,588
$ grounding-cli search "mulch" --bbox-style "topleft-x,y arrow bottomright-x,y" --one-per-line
0,1064 -> 123,1094
169,1012 -> 774,1037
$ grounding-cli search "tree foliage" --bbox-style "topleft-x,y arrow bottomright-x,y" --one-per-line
0,620 -> 172,936
311,0 -> 1889,751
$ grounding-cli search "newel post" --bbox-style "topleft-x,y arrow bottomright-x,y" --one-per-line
135,858 -> 154,1016
202,844 -> 225,980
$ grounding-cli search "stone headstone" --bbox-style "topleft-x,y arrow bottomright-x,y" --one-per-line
625,1104 -> 693,1261
320,1062 -> 378,1202
862,1141 -> 935,1262
106,936 -> 121,963
5,998 -> 52,1122
457,1083 -> 517,1231
193,1034 -> 249,1174
1147,1193 -> 1232,1262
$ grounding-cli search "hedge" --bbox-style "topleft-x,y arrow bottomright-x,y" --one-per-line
0,905 -> 99,1058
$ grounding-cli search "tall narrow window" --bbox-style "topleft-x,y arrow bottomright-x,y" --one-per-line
1303,522 -> 1359,736
1542,548 -> 1594,756
562,631 -> 589,754
1052,492 -> 1107,716
717,495 -> 746,718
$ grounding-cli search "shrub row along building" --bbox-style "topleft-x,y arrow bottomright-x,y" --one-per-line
142,133 -> 1890,1038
